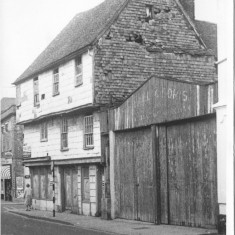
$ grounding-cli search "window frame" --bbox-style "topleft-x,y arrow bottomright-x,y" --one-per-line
40,122 -> 48,142
61,117 -> 68,151
33,77 -> 40,107
75,56 -> 83,87
53,68 -> 60,96
84,115 -> 94,149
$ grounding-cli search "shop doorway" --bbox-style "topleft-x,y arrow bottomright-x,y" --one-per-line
63,166 -> 79,214
5,179 -> 12,201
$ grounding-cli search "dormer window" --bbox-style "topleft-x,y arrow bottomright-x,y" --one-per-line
75,56 -> 83,87
146,5 -> 153,20
33,77 -> 40,107
53,68 -> 59,96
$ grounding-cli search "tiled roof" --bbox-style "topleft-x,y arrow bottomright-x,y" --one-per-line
194,20 -> 217,56
1,98 -> 16,113
14,0 -> 128,85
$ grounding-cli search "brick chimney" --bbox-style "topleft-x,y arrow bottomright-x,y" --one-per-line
179,0 -> 195,20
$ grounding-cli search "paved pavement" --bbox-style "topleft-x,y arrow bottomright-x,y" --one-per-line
2,200 -> 219,235
1,203 -> 109,235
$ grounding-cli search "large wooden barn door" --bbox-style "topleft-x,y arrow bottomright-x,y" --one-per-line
115,128 -> 154,222
160,117 -> 217,227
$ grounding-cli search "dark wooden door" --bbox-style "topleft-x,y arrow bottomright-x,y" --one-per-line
159,117 -> 217,227
64,166 -> 78,214
115,128 -> 154,222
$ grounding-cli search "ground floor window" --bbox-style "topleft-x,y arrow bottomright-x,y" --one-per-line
30,167 -> 53,200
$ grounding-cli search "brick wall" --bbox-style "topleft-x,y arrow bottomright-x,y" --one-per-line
94,0 -> 216,106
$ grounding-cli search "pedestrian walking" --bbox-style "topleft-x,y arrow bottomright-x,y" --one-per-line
24,184 -> 32,211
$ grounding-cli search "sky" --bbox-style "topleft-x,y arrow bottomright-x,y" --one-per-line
0,0 -> 217,100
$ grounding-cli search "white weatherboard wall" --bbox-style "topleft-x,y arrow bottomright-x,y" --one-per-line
23,112 -> 101,160
17,51 -> 93,123
213,1 -> 234,234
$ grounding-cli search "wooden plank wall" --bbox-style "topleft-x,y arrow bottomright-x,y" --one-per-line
110,77 -> 217,131
159,116 -> 217,227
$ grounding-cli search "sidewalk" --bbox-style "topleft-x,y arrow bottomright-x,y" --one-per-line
6,207 -> 219,235
1,198 -> 24,204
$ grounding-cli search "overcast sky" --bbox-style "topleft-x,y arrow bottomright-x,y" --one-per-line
0,0 -> 217,99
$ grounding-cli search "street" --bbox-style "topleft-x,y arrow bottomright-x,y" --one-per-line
1,203 -> 111,235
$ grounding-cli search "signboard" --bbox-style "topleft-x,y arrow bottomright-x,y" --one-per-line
23,145 -> 31,158
111,77 -> 217,130
5,152 -> 13,158
16,177 -> 24,198
1,158 -> 12,165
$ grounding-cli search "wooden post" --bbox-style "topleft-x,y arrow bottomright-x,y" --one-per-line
51,161 -> 55,217
109,130 -> 116,219
152,125 -> 161,224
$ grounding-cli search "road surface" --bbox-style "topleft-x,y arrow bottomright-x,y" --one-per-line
1,203 -> 110,235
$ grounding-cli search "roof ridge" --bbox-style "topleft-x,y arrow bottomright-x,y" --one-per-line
13,0 -> 129,85
174,0 -> 207,49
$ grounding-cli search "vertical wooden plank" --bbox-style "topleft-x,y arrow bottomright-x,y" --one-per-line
165,117 -> 217,228
77,166 -> 82,214
159,126 -> 168,224
134,128 -> 154,222
72,166 -> 78,214
152,125 -> 161,224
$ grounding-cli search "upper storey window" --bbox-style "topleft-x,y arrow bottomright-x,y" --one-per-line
40,122 -> 48,142
61,117 -> 68,150
53,68 -> 59,96
84,115 -> 94,149
75,56 -> 83,87
33,77 -> 40,107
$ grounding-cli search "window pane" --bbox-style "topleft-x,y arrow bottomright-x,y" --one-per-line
83,178 -> 90,200
76,64 -> 82,75
84,116 -> 93,147
45,123 -> 48,139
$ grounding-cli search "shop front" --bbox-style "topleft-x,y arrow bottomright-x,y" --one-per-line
23,156 -> 102,216
1,164 -> 12,201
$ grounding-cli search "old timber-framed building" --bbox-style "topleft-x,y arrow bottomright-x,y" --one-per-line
13,0 -> 217,222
